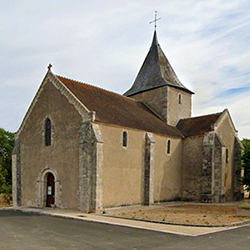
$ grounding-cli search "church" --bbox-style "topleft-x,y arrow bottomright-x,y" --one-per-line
12,31 -> 243,212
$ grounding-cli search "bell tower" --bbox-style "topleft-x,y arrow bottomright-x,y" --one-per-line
124,31 -> 194,126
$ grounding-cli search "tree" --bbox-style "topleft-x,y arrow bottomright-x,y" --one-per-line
0,128 -> 15,193
242,138 -> 250,193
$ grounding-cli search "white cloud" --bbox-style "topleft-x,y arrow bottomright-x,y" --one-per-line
0,0 -> 250,138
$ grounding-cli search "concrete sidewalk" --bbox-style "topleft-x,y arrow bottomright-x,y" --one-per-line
2,206 -> 248,237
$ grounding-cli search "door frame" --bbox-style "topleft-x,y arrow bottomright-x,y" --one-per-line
36,167 -> 61,208
46,172 -> 55,207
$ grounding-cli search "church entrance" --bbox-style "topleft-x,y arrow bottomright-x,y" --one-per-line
46,173 -> 55,207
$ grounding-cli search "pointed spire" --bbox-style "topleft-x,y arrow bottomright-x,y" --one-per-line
152,30 -> 158,46
124,32 -> 194,97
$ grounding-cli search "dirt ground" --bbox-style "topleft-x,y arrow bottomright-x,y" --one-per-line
0,194 -> 12,207
104,202 -> 250,226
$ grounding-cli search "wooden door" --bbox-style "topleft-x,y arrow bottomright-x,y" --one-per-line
46,173 -> 55,207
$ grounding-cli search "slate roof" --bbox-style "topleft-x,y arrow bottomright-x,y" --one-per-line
57,75 -> 183,137
176,112 -> 222,137
124,31 -> 194,97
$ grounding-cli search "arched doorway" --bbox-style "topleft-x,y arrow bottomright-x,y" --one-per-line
46,173 -> 55,207
37,167 -> 61,208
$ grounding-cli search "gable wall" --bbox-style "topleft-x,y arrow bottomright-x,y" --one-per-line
215,114 -> 236,201
18,79 -> 82,209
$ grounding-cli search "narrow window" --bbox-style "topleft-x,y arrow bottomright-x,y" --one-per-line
167,140 -> 171,154
226,149 -> 229,163
122,131 -> 128,147
178,94 -> 182,104
45,118 -> 52,146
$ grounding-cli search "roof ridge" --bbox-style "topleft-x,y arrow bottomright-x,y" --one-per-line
56,74 -> 148,105
179,111 -> 223,121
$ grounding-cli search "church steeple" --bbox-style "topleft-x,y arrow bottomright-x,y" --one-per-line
124,31 -> 194,97
124,31 -> 193,126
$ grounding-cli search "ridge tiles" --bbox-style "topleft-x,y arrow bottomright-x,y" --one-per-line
124,31 -> 193,97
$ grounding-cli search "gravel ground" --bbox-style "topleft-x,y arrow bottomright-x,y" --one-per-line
104,202 -> 250,226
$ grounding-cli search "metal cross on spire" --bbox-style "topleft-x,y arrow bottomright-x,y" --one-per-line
149,11 -> 161,31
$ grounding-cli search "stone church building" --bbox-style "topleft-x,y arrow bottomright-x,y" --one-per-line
12,31 -> 243,212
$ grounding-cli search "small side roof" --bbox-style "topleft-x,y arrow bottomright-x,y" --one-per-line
176,112 -> 222,137
57,75 -> 183,137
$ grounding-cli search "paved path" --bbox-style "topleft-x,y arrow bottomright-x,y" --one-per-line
1,209 -> 250,250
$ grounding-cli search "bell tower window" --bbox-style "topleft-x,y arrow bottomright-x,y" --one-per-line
45,118 -> 52,146
178,93 -> 182,104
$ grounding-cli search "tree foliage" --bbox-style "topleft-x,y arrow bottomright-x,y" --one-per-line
242,138 -> 250,192
0,128 -> 15,193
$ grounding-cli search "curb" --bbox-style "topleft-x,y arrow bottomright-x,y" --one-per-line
103,214 -> 250,228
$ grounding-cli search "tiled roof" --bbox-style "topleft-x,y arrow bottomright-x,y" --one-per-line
176,113 -> 222,137
57,75 -> 183,137
124,31 -> 194,97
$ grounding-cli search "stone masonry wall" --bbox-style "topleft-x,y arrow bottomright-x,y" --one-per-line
78,121 -> 103,213
201,132 -> 225,203
130,86 -> 168,122
182,136 -> 203,201
213,133 -> 225,203
167,87 -> 192,126
201,132 -> 214,202
143,133 -> 155,205
130,86 -> 192,126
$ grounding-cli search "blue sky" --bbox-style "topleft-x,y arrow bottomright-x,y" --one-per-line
1,0 -> 250,138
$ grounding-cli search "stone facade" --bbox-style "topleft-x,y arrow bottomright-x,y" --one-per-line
13,74 -> 84,209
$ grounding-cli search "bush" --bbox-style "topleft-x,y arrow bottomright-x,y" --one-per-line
0,128 -> 15,193
0,184 -> 12,194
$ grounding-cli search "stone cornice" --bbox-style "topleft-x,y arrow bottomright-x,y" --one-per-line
48,72 -> 90,120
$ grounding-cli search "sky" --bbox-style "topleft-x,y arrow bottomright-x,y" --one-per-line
1,0 -> 250,139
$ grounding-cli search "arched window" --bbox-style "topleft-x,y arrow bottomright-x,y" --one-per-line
167,140 -> 171,154
178,94 -> 182,104
122,131 -> 128,147
45,118 -> 52,146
